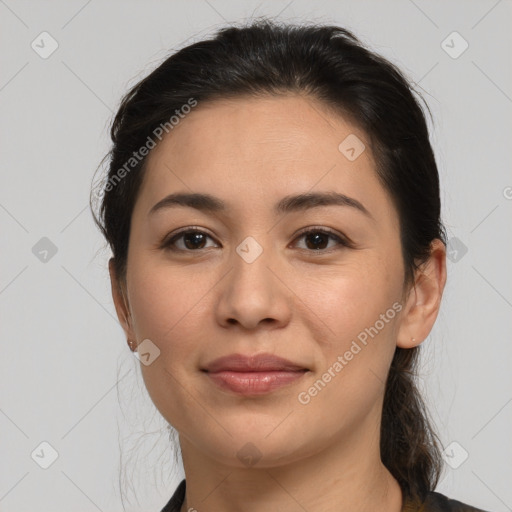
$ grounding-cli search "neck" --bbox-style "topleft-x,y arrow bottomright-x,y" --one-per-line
178,422 -> 403,512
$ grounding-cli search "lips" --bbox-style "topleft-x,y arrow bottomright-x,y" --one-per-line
202,353 -> 308,396
203,353 -> 308,373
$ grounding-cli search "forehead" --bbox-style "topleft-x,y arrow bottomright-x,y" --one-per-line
136,94 -> 398,228
150,94 -> 363,166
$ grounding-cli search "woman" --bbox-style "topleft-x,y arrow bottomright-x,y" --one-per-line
92,19 -> 490,512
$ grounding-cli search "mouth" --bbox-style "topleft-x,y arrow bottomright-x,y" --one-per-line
202,353 -> 309,396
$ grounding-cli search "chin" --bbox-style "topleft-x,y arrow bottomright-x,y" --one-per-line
182,418 -> 317,469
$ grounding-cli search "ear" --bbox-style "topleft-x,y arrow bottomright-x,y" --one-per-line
109,258 -> 136,351
397,239 -> 447,349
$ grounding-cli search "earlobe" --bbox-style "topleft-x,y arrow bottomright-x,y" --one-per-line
396,239 -> 447,349
108,258 -> 135,346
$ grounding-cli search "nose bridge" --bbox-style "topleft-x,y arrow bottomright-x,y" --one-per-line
215,234 -> 289,328
231,234 -> 275,303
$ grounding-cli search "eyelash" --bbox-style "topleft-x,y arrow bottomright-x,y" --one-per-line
160,226 -> 353,254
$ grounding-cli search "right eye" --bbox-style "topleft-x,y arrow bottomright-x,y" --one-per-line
160,228 -> 219,252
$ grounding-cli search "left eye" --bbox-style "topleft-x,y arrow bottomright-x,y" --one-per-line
161,228 -> 349,252
293,229 -> 348,251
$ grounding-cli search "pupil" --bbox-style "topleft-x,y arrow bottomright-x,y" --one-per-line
184,232 -> 205,249
306,233 -> 327,250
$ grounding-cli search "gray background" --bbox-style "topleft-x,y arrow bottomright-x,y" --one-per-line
1,1 -> 511,511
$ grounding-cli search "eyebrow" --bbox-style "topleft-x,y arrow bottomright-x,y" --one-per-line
148,191 -> 374,220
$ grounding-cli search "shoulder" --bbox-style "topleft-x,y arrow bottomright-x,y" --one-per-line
160,479 -> 186,512
409,491 -> 492,512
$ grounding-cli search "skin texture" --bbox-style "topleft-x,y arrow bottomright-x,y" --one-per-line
109,94 -> 447,512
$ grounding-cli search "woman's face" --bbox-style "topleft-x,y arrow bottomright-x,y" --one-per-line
114,94 -> 417,468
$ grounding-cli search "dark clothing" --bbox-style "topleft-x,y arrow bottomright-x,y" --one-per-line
161,479 -> 490,511
403,491 -> 491,512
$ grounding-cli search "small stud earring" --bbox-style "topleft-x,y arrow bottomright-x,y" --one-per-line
411,338 -> 416,342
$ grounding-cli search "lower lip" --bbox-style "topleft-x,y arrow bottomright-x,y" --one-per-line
205,370 -> 307,395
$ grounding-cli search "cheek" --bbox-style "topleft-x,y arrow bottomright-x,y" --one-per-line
294,270 -> 401,431
126,263 -> 212,431
127,271 -> 175,341
126,247 -> 186,333
126,259 -> 216,361
303,259 -> 400,336
307,259 -> 402,383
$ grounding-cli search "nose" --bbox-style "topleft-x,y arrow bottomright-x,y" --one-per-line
215,241 -> 292,331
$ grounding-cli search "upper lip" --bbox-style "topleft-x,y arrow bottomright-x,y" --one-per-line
203,353 -> 308,373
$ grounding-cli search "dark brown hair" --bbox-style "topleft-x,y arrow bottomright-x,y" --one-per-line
91,18 -> 446,501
